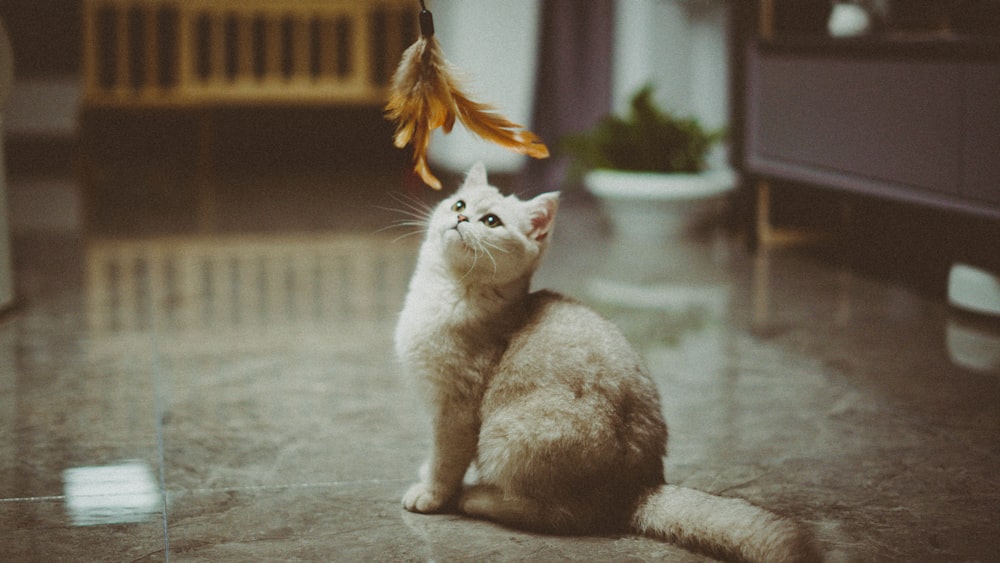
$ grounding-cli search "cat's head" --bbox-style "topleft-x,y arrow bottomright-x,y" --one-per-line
424,162 -> 559,285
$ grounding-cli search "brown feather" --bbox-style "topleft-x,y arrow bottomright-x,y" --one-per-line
453,92 -> 550,159
385,33 -> 549,189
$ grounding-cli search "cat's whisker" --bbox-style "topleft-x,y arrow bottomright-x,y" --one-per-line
477,238 -> 509,276
376,215 -> 430,241
395,206 -> 431,221
478,240 -> 500,275
388,192 -> 435,219
459,250 -> 478,282
479,238 -> 511,255
390,229 -> 429,244
375,194 -> 434,232
392,190 -> 434,210
376,223 -> 427,245
376,207 -> 430,224
458,233 -> 485,283
377,219 -> 429,232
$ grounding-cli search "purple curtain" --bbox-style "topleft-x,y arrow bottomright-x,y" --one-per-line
524,0 -> 615,194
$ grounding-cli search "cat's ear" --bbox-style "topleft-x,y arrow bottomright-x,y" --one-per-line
527,192 -> 559,242
464,161 -> 488,188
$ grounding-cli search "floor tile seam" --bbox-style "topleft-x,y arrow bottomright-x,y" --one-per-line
0,478 -> 411,505
146,290 -> 171,561
172,477 -> 412,496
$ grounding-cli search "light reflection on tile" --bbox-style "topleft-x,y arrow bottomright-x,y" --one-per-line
946,315 -> 1000,374
63,460 -> 162,526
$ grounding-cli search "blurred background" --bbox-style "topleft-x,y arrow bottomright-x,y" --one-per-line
1,2 -> 999,560
1,0 -> 998,307
0,0 -> 1000,561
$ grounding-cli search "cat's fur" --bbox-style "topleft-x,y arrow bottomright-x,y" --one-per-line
394,163 -> 820,563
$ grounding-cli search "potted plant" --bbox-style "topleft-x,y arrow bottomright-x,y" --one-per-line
561,85 -> 734,242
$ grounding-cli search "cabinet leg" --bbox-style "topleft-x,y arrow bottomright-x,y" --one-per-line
755,178 -> 834,248
756,178 -> 774,246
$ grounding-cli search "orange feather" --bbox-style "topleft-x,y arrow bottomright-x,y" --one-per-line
385,14 -> 549,190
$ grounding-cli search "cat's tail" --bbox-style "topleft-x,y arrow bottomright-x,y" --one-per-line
630,484 -> 821,563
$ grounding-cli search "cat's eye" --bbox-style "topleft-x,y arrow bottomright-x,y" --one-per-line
451,200 -> 466,212
480,214 -> 503,228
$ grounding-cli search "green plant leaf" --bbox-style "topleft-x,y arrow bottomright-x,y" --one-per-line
558,84 -> 724,177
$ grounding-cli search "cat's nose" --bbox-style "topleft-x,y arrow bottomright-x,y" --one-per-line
456,214 -> 469,223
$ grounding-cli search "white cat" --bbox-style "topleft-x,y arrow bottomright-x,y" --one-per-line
394,162 -> 819,562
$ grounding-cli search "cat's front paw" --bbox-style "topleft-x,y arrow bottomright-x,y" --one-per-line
402,482 -> 451,513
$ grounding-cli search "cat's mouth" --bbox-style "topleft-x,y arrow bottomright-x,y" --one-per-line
446,225 -> 470,246
446,225 -> 483,257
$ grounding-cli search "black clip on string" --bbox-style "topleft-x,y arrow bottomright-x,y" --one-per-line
419,0 -> 434,37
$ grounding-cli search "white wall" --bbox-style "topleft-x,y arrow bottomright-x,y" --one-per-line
613,0 -> 731,168
425,0 -> 732,175
427,0 -> 542,175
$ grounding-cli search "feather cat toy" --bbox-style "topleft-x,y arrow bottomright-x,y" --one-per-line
385,0 -> 549,190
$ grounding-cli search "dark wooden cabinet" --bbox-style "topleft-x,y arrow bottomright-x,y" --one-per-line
964,64 -> 1000,207
741,3 -> 1000,223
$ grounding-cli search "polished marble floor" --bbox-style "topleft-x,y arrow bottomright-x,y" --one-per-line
2,156 -> 999,562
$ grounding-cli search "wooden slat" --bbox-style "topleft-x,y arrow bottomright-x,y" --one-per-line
82,0 -> 415,106
115,5 -> 130,93
177,7 -> 194,92
237,14 -> 254,83
82,0 -> 99,99
209,11 -> 226,85
264,15 -> 281,81
382,5 -> 403,85
143,5 -> 160,96
350,4 -> 372,91
318,16 -> 335,79
292,15 -> 310,82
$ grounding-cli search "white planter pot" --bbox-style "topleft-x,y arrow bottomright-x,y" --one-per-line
584,169 -> 736,242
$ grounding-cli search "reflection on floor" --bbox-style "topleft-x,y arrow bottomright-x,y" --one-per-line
85,233 -> 414,341
2,164 -> 999,562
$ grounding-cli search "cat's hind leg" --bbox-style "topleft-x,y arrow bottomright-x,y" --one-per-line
458,485 -> 578,534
